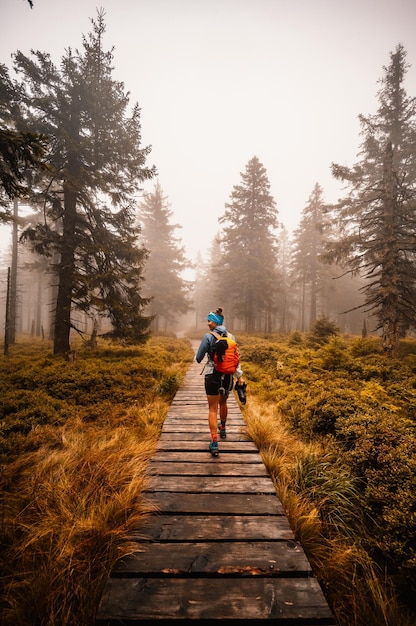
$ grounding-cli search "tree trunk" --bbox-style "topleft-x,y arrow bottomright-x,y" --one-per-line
380,142 -> 400,359
4,267 -> 10,355
9,198 -> 19,344
53,184 -> 77,354
35,270 -> 42,336
53,99 -> 80,355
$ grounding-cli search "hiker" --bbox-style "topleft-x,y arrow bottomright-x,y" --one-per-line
195,307 -> 246,457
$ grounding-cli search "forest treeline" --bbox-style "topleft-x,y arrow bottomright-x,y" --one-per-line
1,11 -> 416,358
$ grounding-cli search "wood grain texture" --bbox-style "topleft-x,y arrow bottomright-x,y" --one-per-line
96,343 -> 335,624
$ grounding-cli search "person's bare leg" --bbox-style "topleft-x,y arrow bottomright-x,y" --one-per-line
219,396 -> 228,422
208,395 -> 220,437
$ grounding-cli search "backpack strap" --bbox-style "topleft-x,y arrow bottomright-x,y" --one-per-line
210,330 -> 227,339
209,330 -> 227,361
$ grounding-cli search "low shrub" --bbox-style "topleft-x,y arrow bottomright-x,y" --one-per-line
239,332 -> 416,624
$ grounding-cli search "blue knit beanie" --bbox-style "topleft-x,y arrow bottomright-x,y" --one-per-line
207,311 -> 224,325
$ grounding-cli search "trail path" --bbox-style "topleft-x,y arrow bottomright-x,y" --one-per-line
96,344 -> 335,624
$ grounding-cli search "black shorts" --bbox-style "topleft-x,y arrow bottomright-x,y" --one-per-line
204,370 -> 234,396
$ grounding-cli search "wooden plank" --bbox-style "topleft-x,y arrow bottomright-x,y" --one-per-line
134,514 -> 294,541
146,475 -> 276,494
95,577 -> 335,623
161,422 -> 245,430
148,461 -> 269,477
96,345 -> 336,624
151,451 -> 264,464
143,492 -> 285,515
158,431 -> 250,442
160,424 -> 246,433
156,440 -> 258,452
112,541 -> 312,576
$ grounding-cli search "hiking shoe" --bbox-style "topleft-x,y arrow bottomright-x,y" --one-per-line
209,441 -> 219,456
218,422 -> 227,439
235,382 -> 247,405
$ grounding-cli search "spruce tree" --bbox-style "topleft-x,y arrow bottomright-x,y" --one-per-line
218,156 -> 280,331
138,181 -> 191,332
291,183 -> 325,329
12,11 -> 155,352
0,63 -> 47,216
328,45 -> 416,357
193,238 -> 222,328
291,183 -> 365,332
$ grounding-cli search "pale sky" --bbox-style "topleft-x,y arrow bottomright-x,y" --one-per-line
1,0 -> 416,266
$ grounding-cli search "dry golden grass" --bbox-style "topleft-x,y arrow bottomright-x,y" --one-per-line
1,403 -> 167,626
243,397 -> 414,626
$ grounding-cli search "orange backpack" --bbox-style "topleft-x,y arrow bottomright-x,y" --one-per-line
210,331 -> 240,374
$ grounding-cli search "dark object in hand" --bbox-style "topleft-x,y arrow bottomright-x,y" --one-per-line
235,382 -> 247,404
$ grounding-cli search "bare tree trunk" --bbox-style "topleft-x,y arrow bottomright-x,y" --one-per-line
53,185 -> 76,354
35,270 -> 42,336
4,267 -> 10,355
9,198 -> 19,344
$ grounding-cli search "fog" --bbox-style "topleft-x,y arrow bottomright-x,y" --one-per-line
1,0 -> 416,264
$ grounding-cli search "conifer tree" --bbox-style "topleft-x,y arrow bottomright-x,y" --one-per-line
218,156 -> 280,331
138,181 -> 191,332
0,63 -> 47,216
291,183 -> 325,329
327,45 -> 416,357
12,11 -> 155,352
193,238 -> 222,328
292,184 -> 366,333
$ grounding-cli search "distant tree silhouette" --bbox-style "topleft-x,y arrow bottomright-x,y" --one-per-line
193,237 -> 222,329
217,156 -> 280,331
291,183 -> 325,330
327,44 -> 416,357
138,181 -> 191,332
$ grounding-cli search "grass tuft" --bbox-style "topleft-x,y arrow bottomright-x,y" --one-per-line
0,336 -> 193,626
243,395 -> 414,626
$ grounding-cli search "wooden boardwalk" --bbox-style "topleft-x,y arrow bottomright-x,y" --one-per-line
96,349 -> 336,624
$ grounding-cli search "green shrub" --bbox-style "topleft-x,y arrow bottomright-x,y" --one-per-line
317,336 -> 350,371
335,413 -> 416,596
241,331 -> 416,618
349,336 -> 382,357
288,330 -> 303,345
307,316 -> 340,347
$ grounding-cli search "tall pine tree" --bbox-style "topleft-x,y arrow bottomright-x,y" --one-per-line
0,63 -> 47,216
12,11 -> 156,352
327,45 -> 416,357
138,181 -> 191,332
291,183 -> 325,329
218,156 -> 280,331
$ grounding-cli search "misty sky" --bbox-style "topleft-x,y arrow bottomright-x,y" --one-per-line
1,0 -> 416,267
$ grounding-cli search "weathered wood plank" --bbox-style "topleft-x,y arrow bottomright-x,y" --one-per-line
148,461 -> 269,477
151,451 -> 263,464
163,418 -> 245,426
112,540 -> 311,576
158,431 -> 250,442
146,475 -> 276,494
134,514 -> 294,541
96,345 -> 335,624
143,492 -> 284,515
95,577 -> 335,623
156,440 -> 258,452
